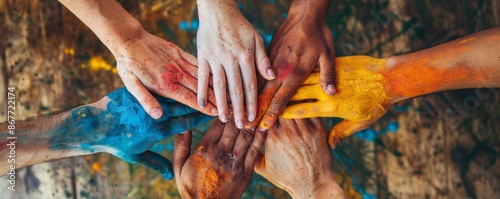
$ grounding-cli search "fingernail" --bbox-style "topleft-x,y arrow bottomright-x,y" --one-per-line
211,108 -> 218,115
248,112 -> 256,122
220,113 -> 228,123
267,69 -> 276,79
236,120 -> 244,129
326,84 -> 336,95
150,107 -> 162,119
199,99 -> 205,108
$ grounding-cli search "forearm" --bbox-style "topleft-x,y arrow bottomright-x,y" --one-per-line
384,27 -> 500,103
58,0 -> 144,55
0,111 -> 89,174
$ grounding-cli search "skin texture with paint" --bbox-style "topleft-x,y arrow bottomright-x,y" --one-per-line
249,0 -> 337,130
58,0 -> 218,119
196,0 -> 275,127
173,119 -> 266,199
283,26 -> 500,147
0,88 -> 213,179
254,118 -> 346,199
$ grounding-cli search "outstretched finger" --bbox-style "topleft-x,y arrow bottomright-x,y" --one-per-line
126,150 -> 174,180
244,130 -> 267,171
197,59 -> 211,110
319,50 -> 337,95
255,36 -> 275,80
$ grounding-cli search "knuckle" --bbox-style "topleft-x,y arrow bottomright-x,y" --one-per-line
248,147 -> 260,157
230,86 -> 243,96
240,129 -> 254,141
215,79 -> 226,89
246,82 -> 258,93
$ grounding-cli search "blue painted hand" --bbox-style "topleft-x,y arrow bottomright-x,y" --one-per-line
49,87 -> 214,179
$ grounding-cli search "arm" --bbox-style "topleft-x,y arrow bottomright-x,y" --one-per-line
254,118 -> 346,199
196,0 -> 274,127
249,0 -> 336,130
282,26 -> 500,147
173,119 -> 266,198
58,0 -> 218,119
1,88 -> 213,179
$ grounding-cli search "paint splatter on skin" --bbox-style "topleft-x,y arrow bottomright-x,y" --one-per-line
48,87 -> 214,179
276,63 -> 294,81
283,28 -> 500,147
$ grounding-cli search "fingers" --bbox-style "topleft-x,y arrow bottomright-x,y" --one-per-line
329,119 -> 369,148
232,128 -> 255,162
121,75 -> 163,119
239,56 -> 258,123
224,60 -> 246,128
244,130 -> 266,170
158,103 -> 198,119
161,112 -> 214,136
255,36 -> 275,80
258,82 -> 300,130
217,120 -> 240,150
199,119 -> 226,145
212,64 -> 230,123
197,59 -> 211,109
159,84 -> 216,116
253,152 -> 266,175
173,130 -> 192,178
319,50 -> 337,95
127,150 -> 174,180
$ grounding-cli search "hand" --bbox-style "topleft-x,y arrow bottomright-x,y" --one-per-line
255,0 -> 336,130
254,118 -> 345,199
282,56 -> 391,148
49,87 -> 214,179
173,119 -> 266,198
114,29 -> 218,119
196,0 -> 275,128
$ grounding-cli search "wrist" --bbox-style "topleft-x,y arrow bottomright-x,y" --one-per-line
105,21 -> 146,56
288,169 -> 344,199
288,0 -> 329,21
197,0 -> 239,18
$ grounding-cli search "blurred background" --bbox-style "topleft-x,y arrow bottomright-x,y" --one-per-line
0,0 -> 499,198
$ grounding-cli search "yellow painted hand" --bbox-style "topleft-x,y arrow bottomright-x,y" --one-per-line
282,56 -> 391,148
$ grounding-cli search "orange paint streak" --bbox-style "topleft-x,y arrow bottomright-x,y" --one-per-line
192,155 -> 230,198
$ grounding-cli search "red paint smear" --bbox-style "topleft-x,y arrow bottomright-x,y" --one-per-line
166,63 -> 181,73
0,139 -> 13,151
276,63 -> 294,80
161,72 -> 181,92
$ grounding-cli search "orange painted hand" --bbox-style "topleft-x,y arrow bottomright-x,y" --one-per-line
254,118 -> 346,199
173,119 -> 266,199
115,30 -> 218,119
282,56 -> 391,148
255,0 -> 335,130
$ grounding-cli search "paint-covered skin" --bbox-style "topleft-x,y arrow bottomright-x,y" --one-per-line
282,56 -> 390,148
283,27 -> 500,148
173,119 -> 266,198
49,87 -> 214,180
251,0 -> 336,131
255,118 -> 346,199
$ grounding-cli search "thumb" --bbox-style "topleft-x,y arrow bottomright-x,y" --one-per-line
255,35 -> 275,80
122,75 -> 163,119
173,130 -> 192,178
329,119 -> 367,148
319,52 -> 337,95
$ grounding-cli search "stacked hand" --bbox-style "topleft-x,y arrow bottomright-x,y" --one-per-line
255,118 -> 346,199
197,0 -> 275,128
49,87 -> 213,179
252,0 -> 336,130
282,56 -> 391,148
174,119 -> 266,198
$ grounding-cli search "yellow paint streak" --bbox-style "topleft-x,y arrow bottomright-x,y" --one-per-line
459,37 -> 476,44
283,56 -> 390,124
